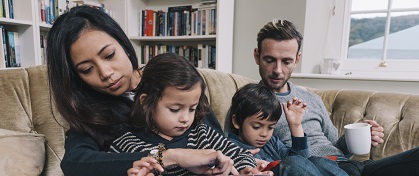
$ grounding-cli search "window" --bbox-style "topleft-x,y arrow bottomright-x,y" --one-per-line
333,0 -> 419,78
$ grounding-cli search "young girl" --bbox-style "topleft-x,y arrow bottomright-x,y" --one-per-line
109,53 -> 270,175
226,83 -> 348,176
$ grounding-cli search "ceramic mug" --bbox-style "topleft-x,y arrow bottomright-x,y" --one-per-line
344,123 -> 372,155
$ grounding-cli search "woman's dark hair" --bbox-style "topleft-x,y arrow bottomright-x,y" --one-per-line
130,53 -> 209,132
227,83 -> 282,135
46,6 -> 138,150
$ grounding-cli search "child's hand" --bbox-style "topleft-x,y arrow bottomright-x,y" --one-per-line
282,97 -> 307,137
128,156 -> 163,176
239,166 -> 273,176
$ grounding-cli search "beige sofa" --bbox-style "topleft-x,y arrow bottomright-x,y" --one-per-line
1,65 -> 418,175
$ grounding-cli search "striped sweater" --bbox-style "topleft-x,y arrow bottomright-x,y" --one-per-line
109,123 -> 256,175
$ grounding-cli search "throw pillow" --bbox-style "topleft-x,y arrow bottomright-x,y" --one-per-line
0,129 -> 46,176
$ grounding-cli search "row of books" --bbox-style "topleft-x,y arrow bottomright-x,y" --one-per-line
0,0 -> 13,19
39,0 -> 110,25
39,0 -> 67,24
0,25 -> 20,68
141,44 -> 216,69
140,4 -> 216,37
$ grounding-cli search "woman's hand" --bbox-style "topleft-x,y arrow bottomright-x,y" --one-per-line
163,149 -> 239,175
127,156 -> 164,176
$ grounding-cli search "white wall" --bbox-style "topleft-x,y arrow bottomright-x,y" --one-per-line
232,0 -> 419,95
232,0 -> 306,80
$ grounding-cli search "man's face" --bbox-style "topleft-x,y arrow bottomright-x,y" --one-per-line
254,38 -> 301,93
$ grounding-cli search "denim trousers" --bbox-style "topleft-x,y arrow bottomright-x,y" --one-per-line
336,146 -> 419,176
362,146 -> 419,176
274,155 -> 348,176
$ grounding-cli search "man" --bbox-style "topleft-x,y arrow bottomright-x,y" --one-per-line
247,19 -> 419,176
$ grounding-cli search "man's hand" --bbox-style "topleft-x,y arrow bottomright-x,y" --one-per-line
363,120 -> 384,147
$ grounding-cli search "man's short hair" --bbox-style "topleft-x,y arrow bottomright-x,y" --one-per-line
257,19 -> 303,55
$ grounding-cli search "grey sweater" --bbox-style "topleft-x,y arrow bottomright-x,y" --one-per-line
274,82 -> 348,157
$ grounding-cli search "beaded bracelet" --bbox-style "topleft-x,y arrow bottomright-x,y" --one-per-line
149,143 -> 166,176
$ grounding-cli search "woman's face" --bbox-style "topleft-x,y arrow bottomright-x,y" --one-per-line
70,30 -> 139,96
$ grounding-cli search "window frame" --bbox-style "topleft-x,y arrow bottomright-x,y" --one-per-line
332,0 -> 419,79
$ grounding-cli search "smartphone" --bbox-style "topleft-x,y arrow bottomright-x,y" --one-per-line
261,160 -> 281,172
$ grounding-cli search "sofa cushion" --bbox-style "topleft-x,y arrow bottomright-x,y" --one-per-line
0,68 -> 32,132
0,129 -> 46,176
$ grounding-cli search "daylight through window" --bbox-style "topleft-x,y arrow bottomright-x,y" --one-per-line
347,0 -> 419,63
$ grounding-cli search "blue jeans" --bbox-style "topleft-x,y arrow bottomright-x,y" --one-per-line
309,156 -> 348,176
276,155 -> 348,176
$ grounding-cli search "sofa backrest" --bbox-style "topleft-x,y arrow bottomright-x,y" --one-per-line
309,88 -> 419,160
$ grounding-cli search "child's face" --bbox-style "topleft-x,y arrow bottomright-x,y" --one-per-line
234,113 -> 276,148
153,83 -> 201,140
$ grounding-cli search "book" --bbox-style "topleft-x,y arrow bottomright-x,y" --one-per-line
1,26 -> 9,67
0,0 -> 4,18
197,44 -> 203,68
8,0 -> 13,18
7,31 -> 16,67
142,10 -> 154,36
0,27 -> 5,68
4,0 -> 9,18
13,32 -> 20,67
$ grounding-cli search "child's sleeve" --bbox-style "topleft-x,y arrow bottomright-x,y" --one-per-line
203,125 -> 257,171
272,135 -> 309,159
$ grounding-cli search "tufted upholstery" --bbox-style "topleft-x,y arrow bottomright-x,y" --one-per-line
307,88 -> 419,161
0,65 -> 418,175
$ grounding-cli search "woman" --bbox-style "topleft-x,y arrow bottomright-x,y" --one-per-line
47,6 -> 227,176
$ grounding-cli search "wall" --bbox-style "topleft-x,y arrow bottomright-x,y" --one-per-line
232,0 -> 306,80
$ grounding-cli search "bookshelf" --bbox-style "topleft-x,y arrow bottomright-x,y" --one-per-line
0,0 -> 234,73
101,0 -> 235,73
0,0 -> 38,68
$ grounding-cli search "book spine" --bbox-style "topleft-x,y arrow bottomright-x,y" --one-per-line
7,0 -> 13,18
4,0 -> 9,18
14,32 -> 20,67
0,0 -> 4,18
49,0 -> 55,23
0,26 -> 7,67
0,26 -> 4,68
7,31 -> 15,67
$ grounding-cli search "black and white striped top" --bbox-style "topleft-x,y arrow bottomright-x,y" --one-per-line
109,123 -> 257,175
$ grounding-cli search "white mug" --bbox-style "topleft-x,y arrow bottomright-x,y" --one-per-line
344,123 -> 372,155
